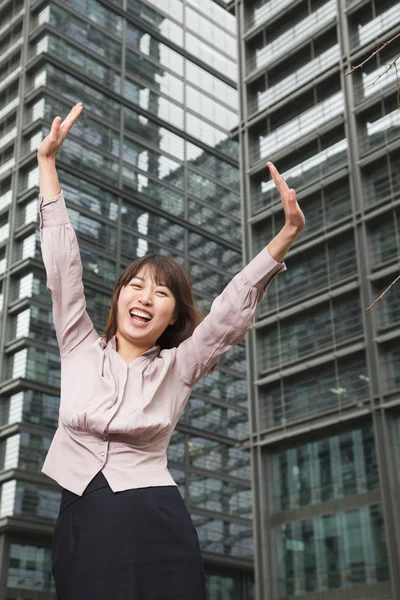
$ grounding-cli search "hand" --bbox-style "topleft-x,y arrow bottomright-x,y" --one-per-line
267,162 -> 305,233
37,103 -> 83,162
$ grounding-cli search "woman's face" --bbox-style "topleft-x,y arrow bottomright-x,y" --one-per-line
116,266 -> 177,350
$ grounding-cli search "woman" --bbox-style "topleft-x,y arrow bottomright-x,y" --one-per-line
38,104 -> 304,599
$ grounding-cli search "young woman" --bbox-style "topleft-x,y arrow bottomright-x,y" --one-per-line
38,104 -> 304,600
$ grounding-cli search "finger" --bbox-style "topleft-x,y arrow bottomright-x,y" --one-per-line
49,116 -> 62,140
267,161 -> 289,196
60,103 -> 83,135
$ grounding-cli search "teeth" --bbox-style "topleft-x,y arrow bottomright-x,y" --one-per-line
130,309 -> 152,320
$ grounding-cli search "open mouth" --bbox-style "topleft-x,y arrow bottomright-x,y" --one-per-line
129,309 -> 153,324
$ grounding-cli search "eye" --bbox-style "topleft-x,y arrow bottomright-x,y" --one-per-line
156,290 -> 167,296
130,283 -> 141,289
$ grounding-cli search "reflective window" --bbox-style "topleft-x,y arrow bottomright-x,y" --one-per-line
60,0 -> 122,35
0,433 -> 52,472
358,97 -> 400,156
206,572 -> 243,600
258,292 -> 363,372
0,390 -> 59,430
69,208 -> 117,253
276,505 -> 389,596
123,136 -> 183,185
186,112 -> 233,152
186,0 -> 236,34
260,354 -> 370,429
188,199 -> 241,243
47,4 -> 121,61
189,261 -> 232,296
188,436 -> 250,479
189,232 -> 241,273
8,306 -> 57,347
39,34 -> 121,93
195,368 -> 248,407
188,170 -> 240,218
250,44 -> 339,115
249,0 -> 336,74
79,246 -> 117,285
266,235 -> 358,313
188,473 -> 252,518
0,479 -> 60,520
185,32 -> 237,81
122,171 -> 184,217
186,143 -> 240,186
256,91 -> 344,161
60,137 -> 119,184
121,229 -> 183,262
186,7 -> 236,57
248,0 -> 299,30
272,424 -> 379,511
381,343 -> 400,393
351,1 -> 399,49
7,543 -> 54,592
362,150 -> 400,207
126,24 -> 184,76
367,210 -> 400,268
186,85 -> 237,131
60,170 -> 119,221
126,51 -> 184,104
374,274 -> 400,331
186,61 -> 237,109
45,65 -> 121,123
121,202 -> 185,252
193,513 -> 253,558
187,397 -> 248,440
133,0 -> 183,23
167,430 -> 186,464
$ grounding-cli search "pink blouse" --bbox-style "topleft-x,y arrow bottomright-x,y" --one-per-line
39,192 -> 286,495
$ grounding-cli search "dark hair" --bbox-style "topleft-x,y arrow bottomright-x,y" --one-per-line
103,254 -> 203,350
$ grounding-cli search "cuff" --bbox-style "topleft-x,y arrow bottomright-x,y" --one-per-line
38,191 -> 70,229
242,248 -> 287,289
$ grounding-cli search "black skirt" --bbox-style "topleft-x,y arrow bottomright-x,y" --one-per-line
52,472 -> 207,600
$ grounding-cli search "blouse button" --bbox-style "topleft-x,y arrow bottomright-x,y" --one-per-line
100,452 -> 105,457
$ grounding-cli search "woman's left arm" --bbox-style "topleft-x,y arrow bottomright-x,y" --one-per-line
171,162 -> 305,386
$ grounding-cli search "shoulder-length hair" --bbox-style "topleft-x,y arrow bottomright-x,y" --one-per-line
103,254 -> 203,350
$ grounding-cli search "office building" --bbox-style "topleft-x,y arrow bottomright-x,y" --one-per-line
237,0 -> 400,598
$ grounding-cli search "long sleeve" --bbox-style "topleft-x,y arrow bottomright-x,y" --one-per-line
39,191 -> 98,356
172,249 -> 286,386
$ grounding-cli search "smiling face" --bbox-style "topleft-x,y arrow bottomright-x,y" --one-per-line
116,266 -> 177,353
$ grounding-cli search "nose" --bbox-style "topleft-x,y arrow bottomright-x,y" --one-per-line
138,287 -> 153,306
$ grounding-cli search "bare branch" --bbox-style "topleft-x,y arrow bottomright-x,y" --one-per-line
345,32 -> 400,76
366,53 -> 400,88
366,274 -> 400,311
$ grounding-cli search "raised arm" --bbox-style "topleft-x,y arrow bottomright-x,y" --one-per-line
172,162 -> 305,386
38,104 -> 98,355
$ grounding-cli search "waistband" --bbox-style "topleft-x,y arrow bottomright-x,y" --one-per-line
59,471 -> 109,515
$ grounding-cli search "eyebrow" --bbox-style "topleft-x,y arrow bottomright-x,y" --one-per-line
131,276 -> 169,288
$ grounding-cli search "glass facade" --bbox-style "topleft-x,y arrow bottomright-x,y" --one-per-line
0,0 -> 253,598
239,0 -> 400,598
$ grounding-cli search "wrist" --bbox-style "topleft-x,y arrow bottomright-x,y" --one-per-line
282,222 -> 303,240
37,153 -> 57,165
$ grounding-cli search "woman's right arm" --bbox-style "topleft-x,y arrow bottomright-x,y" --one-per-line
38,104 -> 98,356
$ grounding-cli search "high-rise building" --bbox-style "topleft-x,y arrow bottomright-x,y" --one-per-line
237,0 -> 400,598
0,0 -> 256,598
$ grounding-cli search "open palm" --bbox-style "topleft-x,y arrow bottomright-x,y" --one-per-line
267,161 -> 305,232
38,103 -> 83,160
